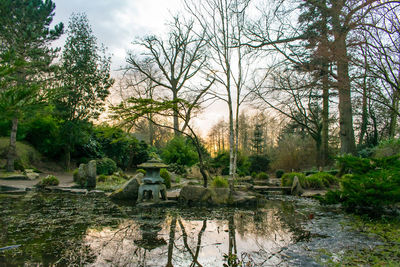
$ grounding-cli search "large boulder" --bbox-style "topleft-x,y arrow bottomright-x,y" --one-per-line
179,185 -> 257,206
76,161 -> 97,188
86,160 -> 97,188
110,173 -> 143,201
291,176 -> 304,196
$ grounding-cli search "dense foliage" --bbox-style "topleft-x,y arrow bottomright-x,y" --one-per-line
211,176 -> 229,188
321,154 -> 400,216
161,136 -> 199,173
248,154 -> 270,174
160,168 -> 171,189
282,172 -> 336,189
210,151 -> 250,176
96,157 -> 117,175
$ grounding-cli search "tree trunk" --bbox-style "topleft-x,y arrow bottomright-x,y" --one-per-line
389,89 -> 399,138
335,37 -> 356,154
172,89 -> 180,136
332,3 -> 356,155
6,116 -> 18,172
65,147 -> 71,171
228,100 -> 235,193
359,85 -> 368,145
321,70 -> 330,166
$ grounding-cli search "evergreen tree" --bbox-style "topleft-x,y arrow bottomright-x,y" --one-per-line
0,0 -> 63,171
55,13 -> 114,169
251,124 -> 264,155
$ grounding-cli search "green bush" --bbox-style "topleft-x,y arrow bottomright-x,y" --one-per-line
160,168 -> 171,189
251,172 -> 257,178
248,154 -> 270,173
211,176 -> 229,188
136,169 -> 146,175
210,151 -> 250,176
372,138 -> 400,158
167,162 -> 187,175
275,169 -> 285,178
256,172 -> 269,180
320,154 -> 400,216
162,137 -> 199,171
96,157 -> 117,175
97,174 -> 107,182
306,172 -> 337,189
281,172 -> 306,187
37,175 -> 59,187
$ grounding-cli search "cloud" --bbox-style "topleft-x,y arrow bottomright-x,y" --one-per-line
52,0 -> 181,71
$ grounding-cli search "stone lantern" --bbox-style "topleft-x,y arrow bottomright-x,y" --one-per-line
137,158 -> 168,202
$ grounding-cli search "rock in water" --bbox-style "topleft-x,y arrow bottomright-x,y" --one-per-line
291,176 -> 304,196
110,173 -> 143,201
86,160 -> 96,189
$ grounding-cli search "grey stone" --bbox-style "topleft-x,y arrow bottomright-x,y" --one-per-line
291,176 -> 304,196
86,160 -> 97,189
179,185 -> 258,206
110,173 -> 143,200
76,161 -> 96,188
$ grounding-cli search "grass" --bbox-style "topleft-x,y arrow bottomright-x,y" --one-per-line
0,137 -> 41,169
95,175 -> 127,192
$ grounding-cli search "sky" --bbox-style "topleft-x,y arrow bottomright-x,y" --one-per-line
50,0 -> 236,137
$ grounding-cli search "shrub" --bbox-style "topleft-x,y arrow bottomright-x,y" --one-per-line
211,176 -> 229,188
275,169 -> 285,178
307,172 -> 337,188
161,136 -> 199,169
210,151 -> 250,176
319,154 -> 400,216
73,169 -> 79,182
160,168 -> 171,189
281,172 -> 306,187
96,157 -> 117,175
136,169 -> 146,175
37,175 -> 59,187
256,172 -> 269,180
175,176 -> 181,183
372,138 -> 400,158
167,162 -> 187,175
251,172 -> 257,178
248,154 -> 270,173
97,174 -> 107,182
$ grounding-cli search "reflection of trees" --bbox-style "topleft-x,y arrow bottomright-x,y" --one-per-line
178,219 -> 207,267
166,214 -> 177,267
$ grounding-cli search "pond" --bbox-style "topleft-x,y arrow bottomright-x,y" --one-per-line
0,193 -> 379,266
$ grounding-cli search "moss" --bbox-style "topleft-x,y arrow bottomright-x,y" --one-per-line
0,137 -> 41,169
211,176 -> 229,188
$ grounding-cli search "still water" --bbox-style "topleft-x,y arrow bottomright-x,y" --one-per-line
0,193 -> 375,266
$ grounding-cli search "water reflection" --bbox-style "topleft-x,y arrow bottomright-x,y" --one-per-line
84,204 -> 304,266
0,194 -> 334,266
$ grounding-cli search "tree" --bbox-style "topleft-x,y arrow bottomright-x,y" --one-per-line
360,3 -> 400,138
111,98 -> 211,187
0,0 -> 63,171
55,13 -> 113,169
246,0 -> 400,155
251,124 -> 264,155
125,17 -> 211,136
184,0 -> 257,193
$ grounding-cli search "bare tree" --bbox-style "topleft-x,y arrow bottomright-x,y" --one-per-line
125,16 -> 210,136
184,0 -> 259,192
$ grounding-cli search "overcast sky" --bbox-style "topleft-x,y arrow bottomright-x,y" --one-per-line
52,0 -> 181,71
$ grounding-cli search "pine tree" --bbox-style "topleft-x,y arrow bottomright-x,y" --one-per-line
0,0 -> 63,171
